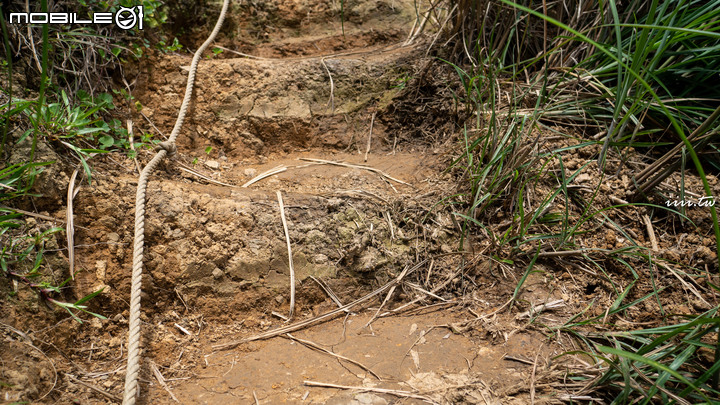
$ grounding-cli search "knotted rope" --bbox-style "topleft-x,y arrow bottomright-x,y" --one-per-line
122,1 -> 229,403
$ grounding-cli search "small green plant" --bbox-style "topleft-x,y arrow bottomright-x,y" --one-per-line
157,37 -> 183,53
207,47 -> 223,58
443,0 -> 720,398
392,73 -> 412,90
0,218 -> 106,323
17,89 -> 119,182
1,0 -> 174,326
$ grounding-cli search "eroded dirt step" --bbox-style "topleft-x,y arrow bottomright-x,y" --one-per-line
75,149 -> 452,317
204,0 -> 415,58
170,310 -> 550,404
137,42 -> 422,160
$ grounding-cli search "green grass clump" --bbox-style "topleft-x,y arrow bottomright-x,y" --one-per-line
0,0 -> 172,322
443,0 -> 720,399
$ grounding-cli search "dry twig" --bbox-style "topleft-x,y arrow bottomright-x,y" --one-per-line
151,361 -> 179,403
214,260 -> 429,350
310,276 -> 347,311
299,158 -> 411,186
178,164 -> 238,188
515,299 -> 565,320
303,381 -> 436,403
643,215 -> 659,252
321,58 -> 335,113
66,168 -> 80,279
364,112 -> 375,162
364,265 -> 411,328
241,165 -> 287,187
285,333 -> 381,379
67,374 -> 121,403
277,191 -> 296,320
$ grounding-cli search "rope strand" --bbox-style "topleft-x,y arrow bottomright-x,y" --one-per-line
122,1 -> 229,403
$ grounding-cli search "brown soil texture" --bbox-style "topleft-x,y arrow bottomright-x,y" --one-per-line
2,0 -> 718,404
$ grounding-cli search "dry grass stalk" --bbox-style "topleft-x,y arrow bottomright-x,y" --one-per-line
66,168 -> 80,279
643,215 -> 659,252
310,276 -> 347,311
277,191 -> 296,321
385,211 -> 395,240
530,345 -> 543,405
173,323 -> 191,336
213,259 -> 429,350
378,257 -> 475,318
321,58 -> 335,113
214,42 -> 411,62
0,206 -> 71,226
537,249 -> 595,257
299,158 -> 411,186
26,0 -> 42,72
303,381 -> 436,403
364,265 -> 411,328
405,0 -> 438,45
140,111 -> 167,140
515,299 -> 565,320
503,355 -> 535,366
657,262 -> 712,308
178,165 -> 238,188
329,189 -> 389,204
406,282 -> 447,302
285,333 -> 381,379
271,311 -> 289,321
404,327 -> 432,359
151,361 -> 179,402
241,165 -> 287,187
364,112 -> 375,162
631,363 -> 692,405
67,374 -> 121,403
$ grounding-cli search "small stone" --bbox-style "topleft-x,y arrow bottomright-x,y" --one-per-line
212,268 -> 224,279
313,254 -> 328,264
306,229 -> 326,244
107,232 -> 120,243
205,160 -> 220,169
244,168 -> 257,178
337,226 -> 354,241
275,295 -> 286,304
95,260 -> 107,281
90,317 -> 103,329
94,284 -> 110,294
575,173 -> 592,183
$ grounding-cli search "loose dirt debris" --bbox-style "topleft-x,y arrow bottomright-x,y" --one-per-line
2,0 -> 718,404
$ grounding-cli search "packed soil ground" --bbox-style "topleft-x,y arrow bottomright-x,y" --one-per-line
2,0 -> 719,404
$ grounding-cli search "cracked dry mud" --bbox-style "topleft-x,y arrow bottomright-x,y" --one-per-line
2,1 -> 557,404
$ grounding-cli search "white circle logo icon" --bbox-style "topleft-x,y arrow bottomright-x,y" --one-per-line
115,6 -> 138,30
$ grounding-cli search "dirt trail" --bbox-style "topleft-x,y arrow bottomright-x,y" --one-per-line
1,1 -> 561,404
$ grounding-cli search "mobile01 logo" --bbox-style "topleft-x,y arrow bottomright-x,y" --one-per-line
9,6 -> 144,30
